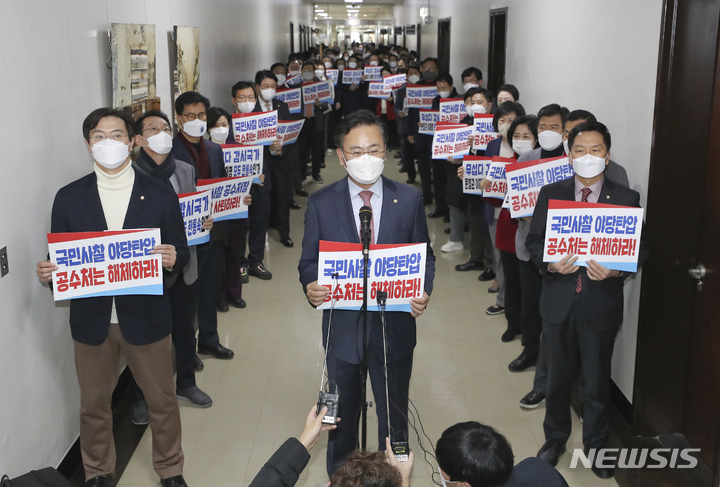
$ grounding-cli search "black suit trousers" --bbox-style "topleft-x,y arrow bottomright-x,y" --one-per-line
270,158 -> 292,237
241,187 -> 271,267
402,137 -> 416,180
195,240 -> 223,347
499,250 -> 522,334
518,259 -> 542,355
543,293 -> 618,450
415,137 -> 433,204
326,351 -> 412,477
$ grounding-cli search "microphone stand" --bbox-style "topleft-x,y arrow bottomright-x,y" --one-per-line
359,206 -> 372,451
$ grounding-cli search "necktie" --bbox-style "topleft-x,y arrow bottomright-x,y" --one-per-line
359,190 -> 375,244
576,187 -> 592,293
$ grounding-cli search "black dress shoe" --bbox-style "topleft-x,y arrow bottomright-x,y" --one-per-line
85,476 -> 113,487
295,188 -> 309,197
399,166 -> 407,173
280,235 -> 294,248
394,152 -> 402,159
537,441 -> 566,467
478,269 -> 496,281
216,301 -> 229,313
444,228 -> 451,234
406,178 -> 416,184
289,201 -> 301,210
228,296 -> 246,309
423,197 -> 433,206
442,215 -> 450,223
455,260 -> 484,272
240,266 -> 249,284
427,208 -> 448,218
501,327 -> 520,342
197,343 -> 235,359
160,475 -> 188,487
508,352 -> 539,372
131,400 -> 149,426
313,175 -> 324,184
320,161 -> 326,168
249,264 -> 273,280
519,390 -> 545,409
193,354 -> 204,371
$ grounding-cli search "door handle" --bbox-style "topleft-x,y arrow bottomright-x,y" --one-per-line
689,264 -> 706,280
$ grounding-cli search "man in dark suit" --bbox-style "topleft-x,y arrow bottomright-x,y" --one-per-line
171,91 -> 234,361
437,421 -> 569,487
36,108 -> 190,487
526,122 -> 650,479
298,110 -> 435,476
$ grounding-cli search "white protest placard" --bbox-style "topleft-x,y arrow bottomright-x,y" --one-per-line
418,109 -> 439,135
48,228 -> 163,301
384,74 -> 406,91
405,85 -> 438,109
484,157 -> 516,199
462,155 -> 493,195
276,119 -> 305,145
506,156 -> 574,218
221,144 -> 263,184
302,80 -> 334,104
473,114 -> 499,150
196,176 -> 253,222
543,200 -> 644,272
439,98 -> 467,123
368,82 -> 391,99
286,74 -> 303,87
274,88 -> 302,114
431,122 -> 474,160
232,111 -> 278,145
363,66 -> 382,80
177,190 -> 211,246
342,69 -> 363,85
317,241 -> 427,313
326,69 -> 339,85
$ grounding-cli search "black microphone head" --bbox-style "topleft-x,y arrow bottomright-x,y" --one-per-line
359,205 -> 373,223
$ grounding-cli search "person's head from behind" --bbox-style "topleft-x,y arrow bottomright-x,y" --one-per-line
436,421 -> 515,487
335,110 -> 388,187
330,450 -> 402,487
83,107 -> 136,173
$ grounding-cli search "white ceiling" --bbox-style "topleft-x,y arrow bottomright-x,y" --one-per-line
313,2 -> 395,22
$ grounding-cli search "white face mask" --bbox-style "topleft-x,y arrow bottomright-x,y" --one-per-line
498,123 -> 511,139
369,61 -> 379,66
470,104 -> 486,116
538,130 -> 563,151
324,62 -> 333,69
261,88 -> 276,101
237,101 -> 256,114
182,118 -> 207,137
563,138 -> 570,155
343,153 -> 385,185
408,74 -> 420,84
348,62 -> 358,69
438,91 -> 451,98
344,55 -> 350,61
91,139 -> 130,169
338,64 -> 345,70
302,71 -> 315,81
463,83 -> 479,91
389,61 -> 397,68
209,126 -> 229,143
145,131 -> 173,154
512,139 -> 534,155
315,69 -> 325,78
289,70 -> 301,77
275,74 -> 286,86
572,153 -> 607,178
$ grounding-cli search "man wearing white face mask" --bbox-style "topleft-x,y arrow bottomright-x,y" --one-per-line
36,108 -> 190,487
460,66 -> 483,93
299,110 -> 435,477
527,122 -> 650,478
172,92 -> 235,362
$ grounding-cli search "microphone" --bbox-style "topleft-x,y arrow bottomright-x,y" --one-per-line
359,205 -> 372,256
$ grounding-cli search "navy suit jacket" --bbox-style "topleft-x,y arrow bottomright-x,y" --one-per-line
171,134 -> 226,180
50,168 -> 189,346
298,176 -> 436,364
526,177 -> 650,330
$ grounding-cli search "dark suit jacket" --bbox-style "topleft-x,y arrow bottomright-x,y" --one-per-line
50,168 -> 190,346
526,177 -> 650,330
248,438 -> 310,487
298,176 -> 436,364
502,458 -> 569,487
171,134 -> 226,180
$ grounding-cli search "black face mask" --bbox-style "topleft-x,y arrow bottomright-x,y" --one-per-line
422,70 -> 438,81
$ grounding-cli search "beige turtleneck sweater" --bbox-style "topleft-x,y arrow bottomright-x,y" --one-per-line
94,161 -> 135,323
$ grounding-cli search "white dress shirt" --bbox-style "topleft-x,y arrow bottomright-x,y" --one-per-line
348,177 -> 383,241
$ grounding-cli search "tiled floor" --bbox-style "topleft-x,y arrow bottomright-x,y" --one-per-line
118,152 -> 618,486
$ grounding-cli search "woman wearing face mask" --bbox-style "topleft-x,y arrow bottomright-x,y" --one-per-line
207,106 -> 231,145
481,116 -> 538,343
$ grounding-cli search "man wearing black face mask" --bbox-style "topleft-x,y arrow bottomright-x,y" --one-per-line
406,58 -> 440,210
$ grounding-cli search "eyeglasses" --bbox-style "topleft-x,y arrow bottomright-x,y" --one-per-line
89,131 -> 128,143
181,112 -> 207,121
341,147 -> 386,159
142,125 -> 172,136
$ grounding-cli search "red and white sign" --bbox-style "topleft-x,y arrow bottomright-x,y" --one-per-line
276,119 -> 305,145
196,176 -> 254,222
431,122 -> 474,160
472,114 -> 499,150
483,157 -> 516,199
48,228 -> 163,301
462,155 -> 493,195
506,156 -> 574,218
368,82 -> 391,99
439,98 -> 467,123
231,111 -> 278,145
383,74 -> 406,91
405,85 -> 438,109
302,80 -> 334,104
